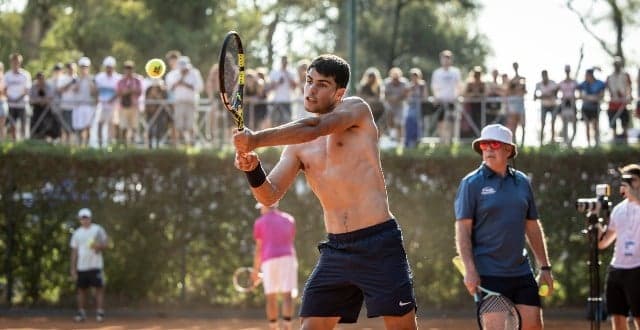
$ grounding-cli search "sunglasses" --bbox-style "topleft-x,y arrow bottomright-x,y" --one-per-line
478,141 -> 504,151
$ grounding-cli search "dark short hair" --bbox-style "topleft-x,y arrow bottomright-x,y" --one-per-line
308,54 -> 350,89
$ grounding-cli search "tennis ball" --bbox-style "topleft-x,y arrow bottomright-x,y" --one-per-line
145,58 -> 166,78
539,284 -> 550,297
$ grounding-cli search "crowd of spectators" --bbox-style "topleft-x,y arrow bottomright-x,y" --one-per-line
0,50 -> 638,149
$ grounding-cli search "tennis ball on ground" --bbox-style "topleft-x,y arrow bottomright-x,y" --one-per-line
145,58 -> 166,78
539,284 -> 550,297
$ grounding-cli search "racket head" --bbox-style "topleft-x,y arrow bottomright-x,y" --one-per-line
476,288 -> 521,330
218,30 -> 245,130
232,267 -> 261,293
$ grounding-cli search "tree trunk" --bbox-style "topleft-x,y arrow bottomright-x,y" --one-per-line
20,0 -> 55,60
265,12 -> 280,71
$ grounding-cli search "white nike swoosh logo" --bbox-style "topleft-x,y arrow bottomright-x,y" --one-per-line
399,301 -> 412,307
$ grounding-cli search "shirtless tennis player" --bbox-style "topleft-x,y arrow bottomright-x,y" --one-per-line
233,54 -> 417,330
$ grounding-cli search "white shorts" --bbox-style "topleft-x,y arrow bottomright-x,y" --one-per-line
261,255 -> 298,295
72,105 -> 95,130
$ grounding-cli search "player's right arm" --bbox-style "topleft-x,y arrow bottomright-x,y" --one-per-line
235,146 -> 301,207
233,97 -> 371,153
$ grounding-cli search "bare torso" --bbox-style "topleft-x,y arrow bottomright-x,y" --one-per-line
286,114 -> 393,234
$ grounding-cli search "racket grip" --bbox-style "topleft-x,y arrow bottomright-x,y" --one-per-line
473,292 -> 481,303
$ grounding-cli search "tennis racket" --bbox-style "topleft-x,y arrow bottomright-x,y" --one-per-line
452,256 -> 521,330
218,30 -> 245,131
232,267 -> 262,293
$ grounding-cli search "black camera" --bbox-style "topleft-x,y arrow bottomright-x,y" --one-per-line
576,184 -> 611,214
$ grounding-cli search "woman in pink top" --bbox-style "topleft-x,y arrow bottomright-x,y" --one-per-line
252,202 -> 297,330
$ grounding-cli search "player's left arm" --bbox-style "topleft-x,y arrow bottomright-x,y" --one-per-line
236,146 -> 302,207
233,97 -> 370,153
525,219 -> 554,293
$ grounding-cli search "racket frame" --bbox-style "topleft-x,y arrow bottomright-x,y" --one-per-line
232,266 -> 262,293
452,256 -> 522,330
218,30 -> 246,130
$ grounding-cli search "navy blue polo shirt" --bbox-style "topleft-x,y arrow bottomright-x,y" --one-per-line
454,163 -> 539,277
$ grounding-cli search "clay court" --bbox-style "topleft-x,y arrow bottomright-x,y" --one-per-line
0,309 -> 613,329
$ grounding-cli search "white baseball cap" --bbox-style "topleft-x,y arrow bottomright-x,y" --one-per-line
78,208 -> 92,218
472,124 -> 517,158
78,56 -> 91,67
102,56 -> 116,67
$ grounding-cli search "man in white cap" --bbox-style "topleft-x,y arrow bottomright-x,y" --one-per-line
251,201 -> 297,330
94,56 -> 121,147
454,124 -> 553,330
70,208 -> 109,322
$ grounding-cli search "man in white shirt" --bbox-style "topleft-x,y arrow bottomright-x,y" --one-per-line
431,50 -> 461,145
268,56 -> 297,125
599,164 -> 640,330
94,56 -> 121,147
165,56 -> 204,146
70,208 -> 109,323
606,57 -> 632,142
533,70 -> 558,145
5,53 -> 32,141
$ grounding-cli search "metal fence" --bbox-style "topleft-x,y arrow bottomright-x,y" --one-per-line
2,95 -> 635,148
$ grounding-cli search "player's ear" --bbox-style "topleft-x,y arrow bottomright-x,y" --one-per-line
335,87 -> 346,102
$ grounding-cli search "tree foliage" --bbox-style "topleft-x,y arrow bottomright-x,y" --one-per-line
0,0 -> 487,84
566,0 -> 640,64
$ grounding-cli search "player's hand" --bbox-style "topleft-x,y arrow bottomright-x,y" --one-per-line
250,269 -> 260,286
464,267 -> 481,296
537,270 -> 555,296
235,151 -> 259,172
233,128 -> 256,153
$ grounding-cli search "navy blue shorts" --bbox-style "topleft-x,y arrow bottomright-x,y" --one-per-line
76,269 -> 104,289
480,273 -> 541,307
299,219 -> 416,323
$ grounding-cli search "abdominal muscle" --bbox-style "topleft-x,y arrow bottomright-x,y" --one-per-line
299,135 -> 393,234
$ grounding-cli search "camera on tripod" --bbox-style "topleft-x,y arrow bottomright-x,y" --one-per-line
575,184 -> 612,215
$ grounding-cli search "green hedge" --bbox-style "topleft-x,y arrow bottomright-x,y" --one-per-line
1,142 -> 639,309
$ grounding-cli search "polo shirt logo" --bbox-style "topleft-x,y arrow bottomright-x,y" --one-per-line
481,186 -> 496,195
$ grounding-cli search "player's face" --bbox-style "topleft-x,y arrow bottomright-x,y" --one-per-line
621,175 -> 640,197
304,68 -> 345,114
79,216 -> 91,227
481,141 -> 512,167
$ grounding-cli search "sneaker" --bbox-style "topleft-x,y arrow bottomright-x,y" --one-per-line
96,312 -> 105,322
73,311 -> 86,322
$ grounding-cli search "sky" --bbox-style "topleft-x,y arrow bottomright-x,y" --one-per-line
478,0 -> 640,85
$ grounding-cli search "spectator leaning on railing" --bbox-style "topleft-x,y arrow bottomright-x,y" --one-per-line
166,55 -> 203,146
72,57 -> 97,147
5,52 -> 32,141
29,71 -> 59,141
95,56 -> 121,147
115,60 -> 142,146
